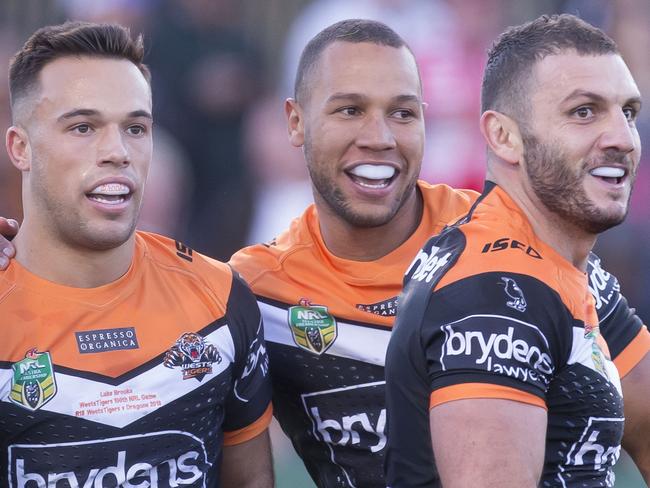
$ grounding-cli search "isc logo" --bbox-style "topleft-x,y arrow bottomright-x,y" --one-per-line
481,238 -> 542,259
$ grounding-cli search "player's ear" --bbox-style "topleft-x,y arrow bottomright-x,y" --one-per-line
285,98 -> 305,148
480,110 -> 523,165
6,126 -> 31,171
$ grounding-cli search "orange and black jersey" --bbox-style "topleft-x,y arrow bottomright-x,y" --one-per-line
386,182 -> 650,488
0,232 -> 272,488
231,181 -> 475,487
231,181 -> 649,488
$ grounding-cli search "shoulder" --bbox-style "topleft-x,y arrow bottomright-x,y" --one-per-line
441,217 -> 582,317
418,181 -> 478,219
230,206 -> 316,285
586,252 -> 621,319
404,194 -> 589,326
137,231 -> 234,307
0,266 -> 17,303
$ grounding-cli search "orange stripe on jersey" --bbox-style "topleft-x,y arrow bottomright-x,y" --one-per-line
223,403 -> 273,446
436,185 -> 597,327
429,383 -> 547,410
614,326 -> 650,378
230,181 -> 477,326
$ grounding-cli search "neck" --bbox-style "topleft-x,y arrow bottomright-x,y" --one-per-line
317,187 -> 423,261
488,169 -> 596,271
13,221 -> 135,288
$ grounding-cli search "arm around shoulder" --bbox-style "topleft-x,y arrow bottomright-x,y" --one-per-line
0,217 -> 18,269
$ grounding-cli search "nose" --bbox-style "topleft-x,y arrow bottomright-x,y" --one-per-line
97,124 -> 129,166
598,109 -> 637,155
355,112 -> 397,151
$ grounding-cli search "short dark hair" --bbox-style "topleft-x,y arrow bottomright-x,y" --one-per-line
9,21 -> 150,113
481,14 -> 618,117
295,19 -> 411,103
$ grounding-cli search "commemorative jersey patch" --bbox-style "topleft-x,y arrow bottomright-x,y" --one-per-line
75,327 -> 139,354
9,348 -> 57,411
356,296 -> 399,317
288,299 -> 338,355
164,332 -> 222,381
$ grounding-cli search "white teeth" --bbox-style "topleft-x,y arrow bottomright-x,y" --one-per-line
89,195 -> 126,205
89,183 -> 130,195
357,180 -> 389,189
590,167 -> 625,178
349,164 -> 396,180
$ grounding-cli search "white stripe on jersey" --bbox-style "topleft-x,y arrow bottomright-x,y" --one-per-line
259,301 -> 390,366
0,325 -> 236,428
567,327 -> 622,395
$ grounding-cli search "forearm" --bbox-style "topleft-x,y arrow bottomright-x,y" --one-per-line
220,430 -> 274,488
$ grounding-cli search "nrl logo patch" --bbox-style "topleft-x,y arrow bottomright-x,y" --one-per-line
164,332 -> 222,381
584,323 -> 611,378
288,299 -> 337,355
10,348 -> 57,411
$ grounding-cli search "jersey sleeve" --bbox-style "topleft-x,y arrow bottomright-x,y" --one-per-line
421,272 -> 570,409
222,271 -> 272,446
588,253 -> 650,377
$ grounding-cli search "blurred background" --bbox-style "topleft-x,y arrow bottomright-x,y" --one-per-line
0,0 -> 648,486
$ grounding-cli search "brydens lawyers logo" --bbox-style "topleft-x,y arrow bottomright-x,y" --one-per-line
164,332 -> 221,381
10,348 -> 57,411
288,298 -> 337,355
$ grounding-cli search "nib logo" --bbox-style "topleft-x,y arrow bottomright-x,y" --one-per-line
301,381 -> 388,487
311,407 -> 387,453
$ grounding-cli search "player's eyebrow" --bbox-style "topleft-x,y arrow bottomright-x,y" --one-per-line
561,89 -> 642,108
127,110 -> 153,120
392,94 -> 422,105
326,93 -> 421,104
326,93 -> 368,104
57,108 -> 100,121
57,108 -> 153,121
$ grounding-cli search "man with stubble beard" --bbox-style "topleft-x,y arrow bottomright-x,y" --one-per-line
386,14 -> 648,487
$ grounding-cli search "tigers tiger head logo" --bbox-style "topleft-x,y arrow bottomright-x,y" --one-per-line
177,332 -> 206,363
164,332 -> 221,381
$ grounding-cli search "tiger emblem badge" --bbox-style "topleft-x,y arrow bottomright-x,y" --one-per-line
164,332 -> 221,381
